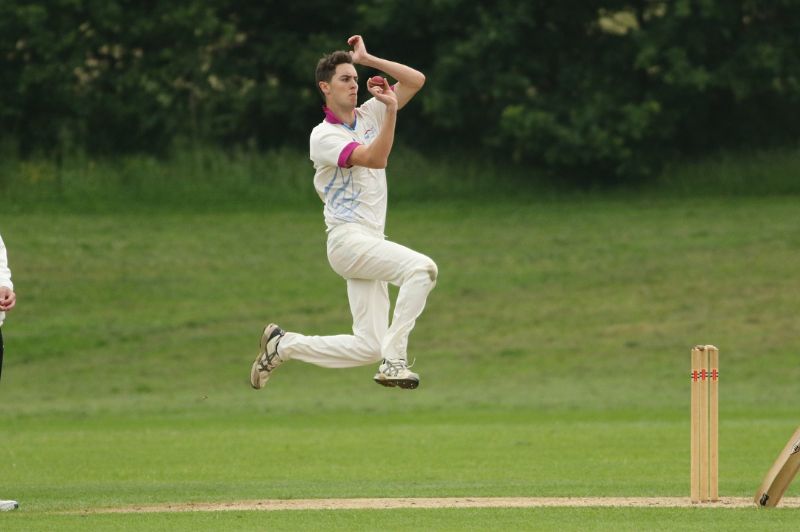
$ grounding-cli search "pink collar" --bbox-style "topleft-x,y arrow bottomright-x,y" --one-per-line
323,106 -> 356,128
322,106 -> 341,124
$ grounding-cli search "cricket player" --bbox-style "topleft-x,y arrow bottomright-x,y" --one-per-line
251,35 -> 437,390
0,233 -> 19,512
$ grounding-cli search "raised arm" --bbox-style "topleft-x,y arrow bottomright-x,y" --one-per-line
348,35 -> 425,110
347,78 -> 398,169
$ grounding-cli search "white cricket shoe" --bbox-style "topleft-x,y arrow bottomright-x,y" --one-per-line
250,324 -> 285,389
373,359 -> 419,389
0,500 -> 18,511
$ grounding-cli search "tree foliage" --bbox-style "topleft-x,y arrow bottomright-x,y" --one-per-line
1,0 -> 799,182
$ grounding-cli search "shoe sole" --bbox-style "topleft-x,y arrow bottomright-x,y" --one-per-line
373,375 -> 419,389
250,359 -> 265,389
250,324 -> 284,389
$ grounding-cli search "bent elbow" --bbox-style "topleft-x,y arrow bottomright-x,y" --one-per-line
364,150 -> 388,169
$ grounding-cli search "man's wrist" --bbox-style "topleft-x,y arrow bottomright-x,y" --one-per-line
356,53 -> 377,68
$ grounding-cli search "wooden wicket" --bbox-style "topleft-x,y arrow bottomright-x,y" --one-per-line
690,345 -> 719,503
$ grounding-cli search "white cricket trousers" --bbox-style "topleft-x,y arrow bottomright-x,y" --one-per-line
279,223 -> 437,368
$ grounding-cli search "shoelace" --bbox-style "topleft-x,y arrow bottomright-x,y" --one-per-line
258,334 -> 284,372
383,358 -> 415,376
258,350 -> 280,372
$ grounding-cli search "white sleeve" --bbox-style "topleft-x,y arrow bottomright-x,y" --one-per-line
0,234 -> 12,290
310,126 -> 360,168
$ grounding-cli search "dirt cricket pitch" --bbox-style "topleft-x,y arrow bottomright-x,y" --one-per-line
82,496 -> 800,513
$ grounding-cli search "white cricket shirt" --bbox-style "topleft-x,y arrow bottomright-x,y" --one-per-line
310,97 -> 388,233
0,233 -> 13,327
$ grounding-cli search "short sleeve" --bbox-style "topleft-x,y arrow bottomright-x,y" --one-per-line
0,234 -> 11,290
310,127 -> 362,168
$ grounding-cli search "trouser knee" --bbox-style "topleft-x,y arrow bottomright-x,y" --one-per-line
408,258 -> 438,289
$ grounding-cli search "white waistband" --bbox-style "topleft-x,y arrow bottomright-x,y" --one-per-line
328,223 -> 385,239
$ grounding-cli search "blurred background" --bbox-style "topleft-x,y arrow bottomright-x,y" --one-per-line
1,0 -> 800,203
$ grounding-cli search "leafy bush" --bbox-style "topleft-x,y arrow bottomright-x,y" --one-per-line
2,1 -> 799,183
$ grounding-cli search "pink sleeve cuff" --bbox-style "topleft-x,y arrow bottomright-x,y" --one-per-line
338,141 -> 361,168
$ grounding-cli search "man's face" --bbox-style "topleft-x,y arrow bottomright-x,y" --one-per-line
322,63 -> 358,109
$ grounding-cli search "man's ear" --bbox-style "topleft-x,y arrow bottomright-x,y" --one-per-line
319,81 -> 330,96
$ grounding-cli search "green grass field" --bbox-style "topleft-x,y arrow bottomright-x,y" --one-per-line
2,178 -> 800,528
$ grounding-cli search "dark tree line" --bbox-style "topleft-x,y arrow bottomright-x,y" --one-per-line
2,0 -> 799,182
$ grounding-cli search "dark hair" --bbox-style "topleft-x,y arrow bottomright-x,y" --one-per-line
315,51 -> 353,100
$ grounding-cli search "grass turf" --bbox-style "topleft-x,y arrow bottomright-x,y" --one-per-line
1,196 -> 800,529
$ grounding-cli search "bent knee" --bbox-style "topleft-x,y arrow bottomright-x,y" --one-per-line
409,258 -> 438,286
425,259 -> 438,284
